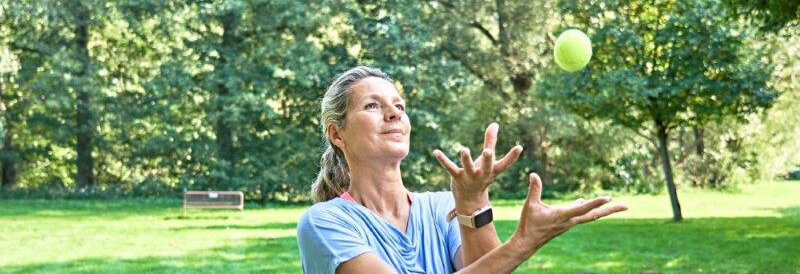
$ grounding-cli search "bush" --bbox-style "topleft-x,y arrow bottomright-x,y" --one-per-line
611,153 -> 664,194
788,167 -> 800,180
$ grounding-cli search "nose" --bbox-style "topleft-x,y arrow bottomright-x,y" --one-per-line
384,104 -> 402,122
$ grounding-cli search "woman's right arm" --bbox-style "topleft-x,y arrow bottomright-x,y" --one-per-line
337,173 -> 628,274
336,253 -> 397,274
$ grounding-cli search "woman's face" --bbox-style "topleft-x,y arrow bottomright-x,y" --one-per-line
330,76 -> 411,163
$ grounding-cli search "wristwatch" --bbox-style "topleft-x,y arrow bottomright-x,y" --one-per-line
449,205 -> 493,228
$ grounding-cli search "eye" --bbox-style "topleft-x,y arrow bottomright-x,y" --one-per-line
365,102 -> 378,109
395,104 -> 405,111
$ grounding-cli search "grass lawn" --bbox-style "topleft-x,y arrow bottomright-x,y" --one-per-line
1,181 -> 799,273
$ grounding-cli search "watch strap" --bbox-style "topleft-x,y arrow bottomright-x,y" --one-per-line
448,205 -> 492,228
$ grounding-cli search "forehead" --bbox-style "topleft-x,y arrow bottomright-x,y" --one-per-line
350,77 -> 402,101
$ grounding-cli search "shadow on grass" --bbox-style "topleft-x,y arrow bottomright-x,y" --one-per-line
162,215 -> 233,221
2,236 -> 301,274
170,222 -> 298,231
775,206 -> 800,219
0,200 -> 305,220
0,199 -> 181,218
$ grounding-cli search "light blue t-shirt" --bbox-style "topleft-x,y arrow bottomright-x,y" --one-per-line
296,191 -> 462,273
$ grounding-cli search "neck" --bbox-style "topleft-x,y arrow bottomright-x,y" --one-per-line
346,157 -> 409,218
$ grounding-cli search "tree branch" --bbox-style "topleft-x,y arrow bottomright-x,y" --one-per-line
468,21 -> 498,46
9,41 -> 45,56
443,46 -> 489,84
443,46 -> 510,101
495,0 -> 510,58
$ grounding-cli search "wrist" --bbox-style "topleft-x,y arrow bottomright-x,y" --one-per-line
454,191 -> 490,214
507,234 -> 539,259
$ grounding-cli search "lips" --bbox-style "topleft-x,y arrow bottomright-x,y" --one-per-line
382,129 -> 404,134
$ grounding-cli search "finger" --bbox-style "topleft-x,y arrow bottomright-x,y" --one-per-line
571,204 -> 629,224
483,123 -> 499,151
479,148 -> 494,175
494,145 -> 523,174
526,173 -> 543,204
572,198 -> 585,206
460,147 -> 475,174
561,196 -> 612,218
432,149 -> 460,176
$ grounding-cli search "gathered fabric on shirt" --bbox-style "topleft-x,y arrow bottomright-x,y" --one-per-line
296,191 -> 462,273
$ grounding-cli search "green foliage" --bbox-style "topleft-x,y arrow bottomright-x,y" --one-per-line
672,26 -> 800,188
745,27 -> 800,179
673,123 -> 757,189
0,0 -> 797,202
129,0 -> 339,201
548,0 -> 778,131
365,0 -> 653,198
724,0 -> 800,32
542,0 -> 779,182
542,0 -> 781,220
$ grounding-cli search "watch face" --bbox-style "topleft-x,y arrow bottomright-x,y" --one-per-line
474,208 -> 493,228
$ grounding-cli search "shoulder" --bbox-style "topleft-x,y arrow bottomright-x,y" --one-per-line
296,199 -> 375,273
297,199 -> 367,248
414,191 -> 455,208
297,198 -> 355,232
412,191 -> 455,220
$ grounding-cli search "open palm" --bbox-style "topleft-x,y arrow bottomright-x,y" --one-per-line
432,123 -> 523,200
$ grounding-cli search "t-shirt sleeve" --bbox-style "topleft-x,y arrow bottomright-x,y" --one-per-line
296,207 -> 373,274
436,192 -> 463,265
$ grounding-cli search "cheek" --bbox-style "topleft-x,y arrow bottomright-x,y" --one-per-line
350,113 -> 382,133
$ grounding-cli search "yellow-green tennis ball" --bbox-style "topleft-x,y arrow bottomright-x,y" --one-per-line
554,29 -> 592,72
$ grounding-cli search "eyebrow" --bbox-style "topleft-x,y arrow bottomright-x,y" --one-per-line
361,93 -> 405,103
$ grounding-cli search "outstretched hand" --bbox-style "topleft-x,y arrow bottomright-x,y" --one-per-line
432,123 -> 523,206
510,173 -> 628,255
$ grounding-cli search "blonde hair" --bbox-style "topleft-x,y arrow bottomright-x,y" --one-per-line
312,66 -> 393,203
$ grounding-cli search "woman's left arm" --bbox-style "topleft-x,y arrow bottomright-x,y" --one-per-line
433,123 -> 523,267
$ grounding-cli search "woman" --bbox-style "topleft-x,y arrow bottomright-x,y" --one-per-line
296,66 -> 627,273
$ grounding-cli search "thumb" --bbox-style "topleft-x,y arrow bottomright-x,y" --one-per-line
526,173 -> 543,204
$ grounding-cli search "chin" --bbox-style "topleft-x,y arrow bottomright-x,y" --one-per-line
386,146 -> 410,160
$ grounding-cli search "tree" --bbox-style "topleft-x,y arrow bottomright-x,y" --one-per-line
3,0 -> 177,193
725,0 -> 800,32
2,0 -> 112,189
125,0 -> 353,201
543,0 -> 778,221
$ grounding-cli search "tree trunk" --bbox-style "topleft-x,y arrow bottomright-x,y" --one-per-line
656,122 -> 683,221
215,113 -> 234,164
74,3 -> 94,189
693,126 -> 704,156
259,183 -> 268,206
1,126 -> 17,189
0,83 -> 17,189
214,12 -> 240,187
510,73 -> 553,185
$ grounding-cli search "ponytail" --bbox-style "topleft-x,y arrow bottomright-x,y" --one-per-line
311,145 -> 350,202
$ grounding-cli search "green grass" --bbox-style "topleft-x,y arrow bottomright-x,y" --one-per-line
1,181 -> 799,273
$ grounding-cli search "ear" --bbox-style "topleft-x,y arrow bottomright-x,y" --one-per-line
326,123 -> 346,150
